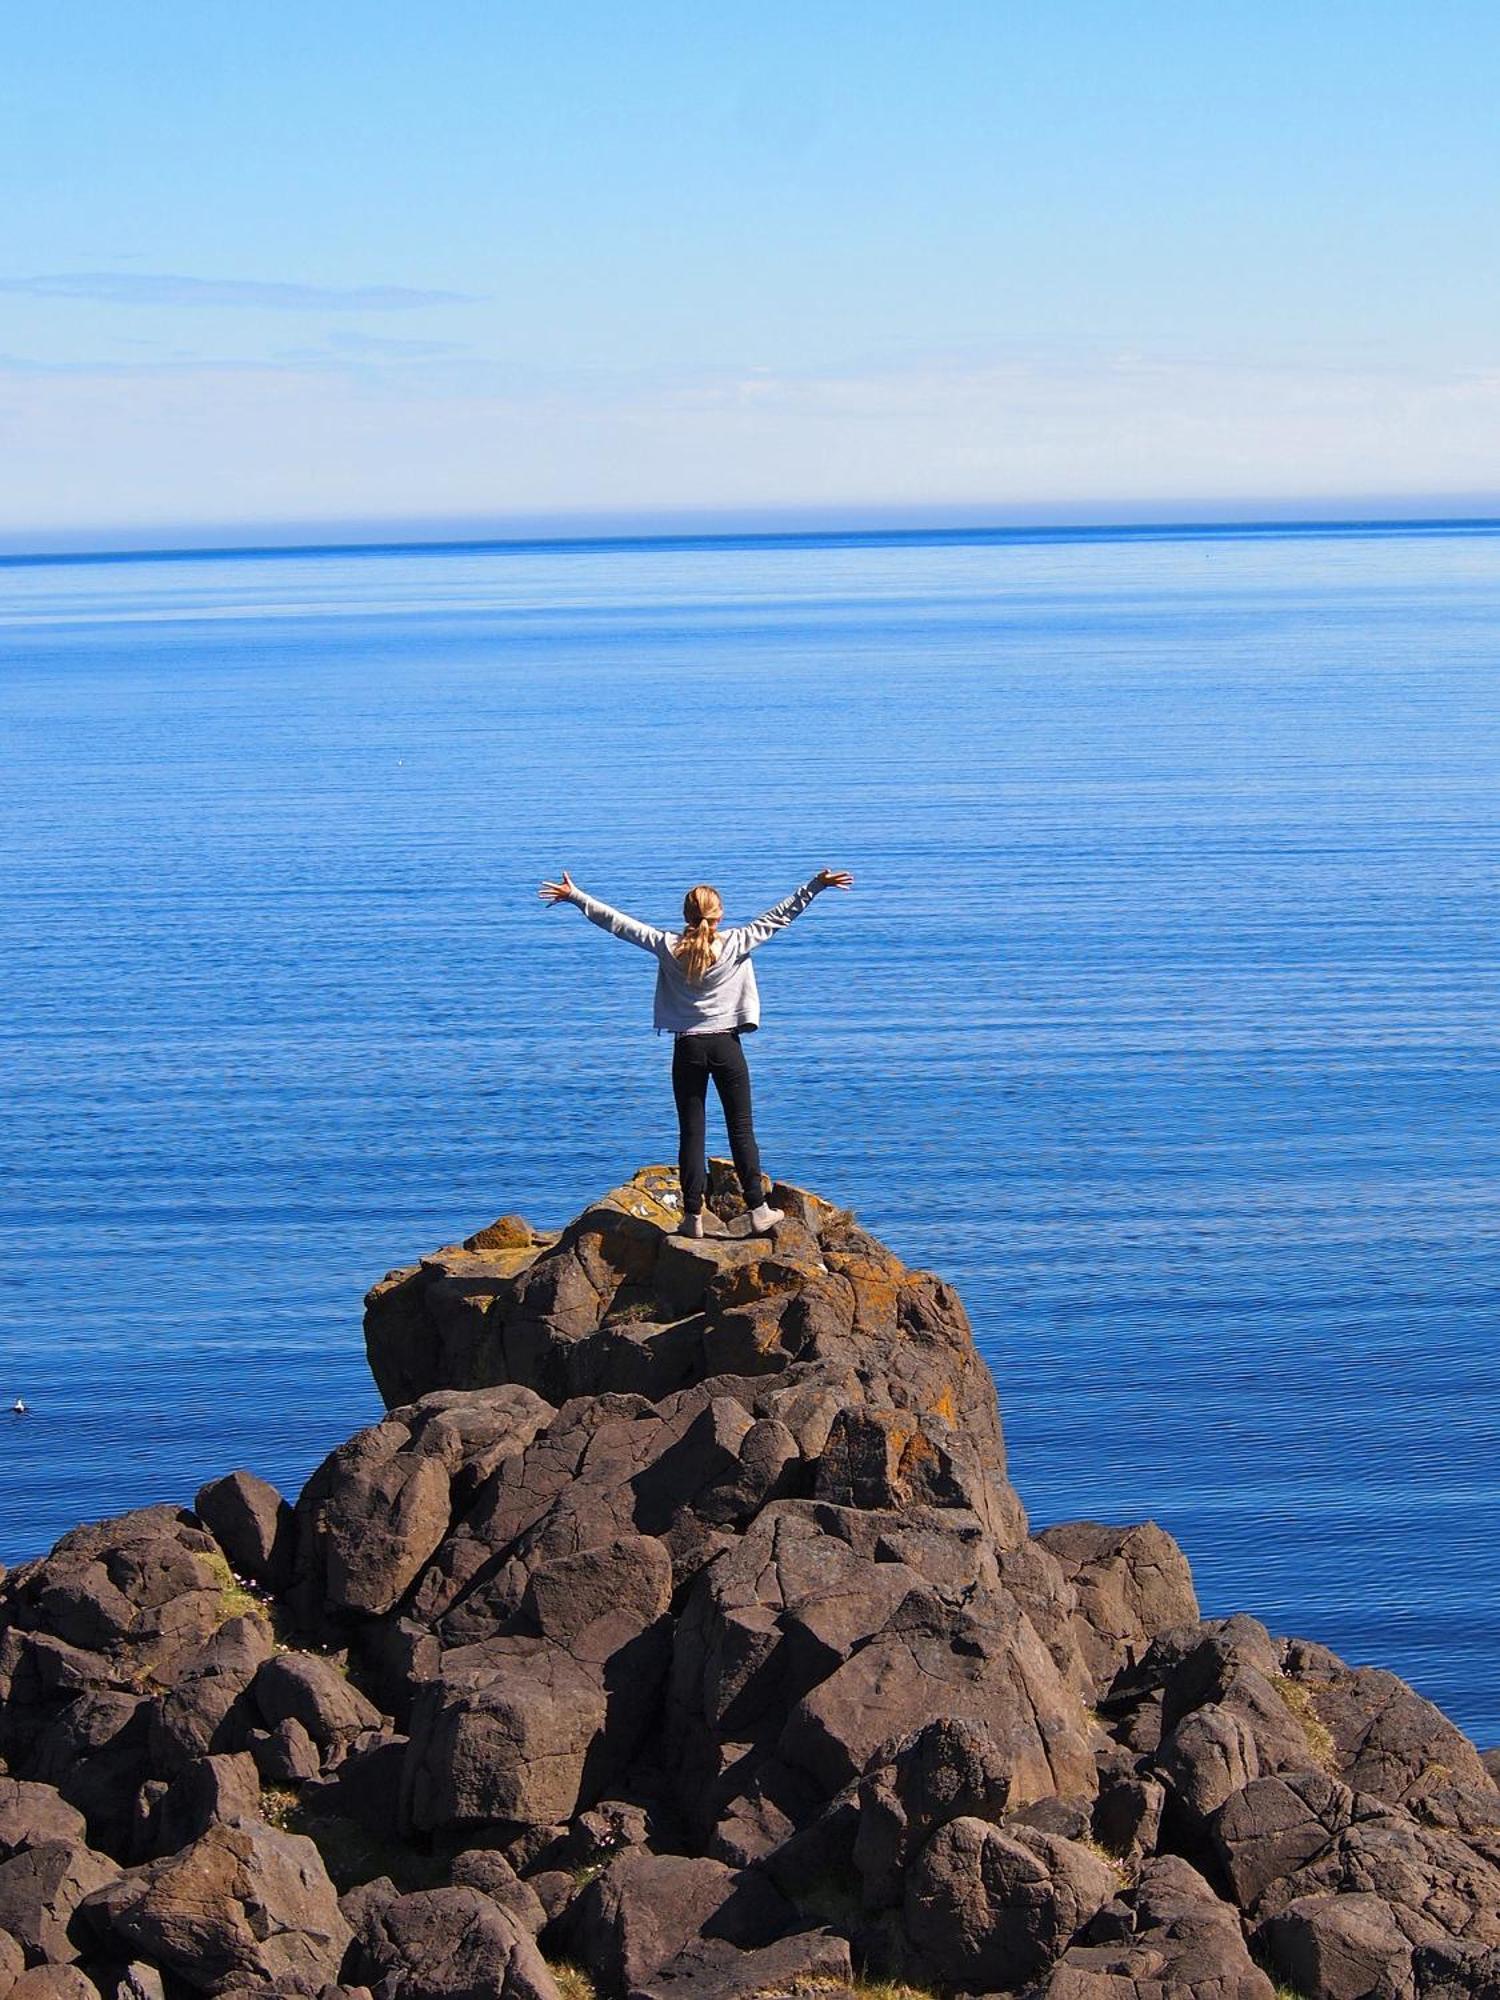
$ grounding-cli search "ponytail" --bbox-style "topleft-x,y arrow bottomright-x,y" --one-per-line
673,884 -> 723,983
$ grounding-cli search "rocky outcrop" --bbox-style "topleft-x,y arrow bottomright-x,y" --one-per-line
1,1166 -> 1496,2000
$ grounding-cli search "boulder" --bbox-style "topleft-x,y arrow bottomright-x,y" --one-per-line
628,1925 -> 851,2000
1209,1768 -> 1356,1908
338,1875 -> 398,1937
409,1394 -> 689,1636
349,1885 -> 558,2000
666,1503 -> 936,1824
519,1536 -> 673,1668
149,1753 -> 263,1858
19,1692 -> 152,1860
1155,1702 -> 1263,1830
0,1842 -> 119,1965
449,1848 -> 546,1933
250,1651 -> 383,1758
1277,1647 -> 1494,1807
5,1970 -> 98,2000
1035,1520 -> 1200,1693
1090,1748 -> 1165,1866
1158,1619 -> 1319,1777
0,1787 -> 87,1863
0,1510 -> 230,1668
563,1851 -> 790,1997
526,1872 -> 576,1927
82,1818 -> 350,1994
1041,1853 -> 1275,1999
401,1640 -> 607,1833
903,1814 -> 1117,1989
853,1717 -> 1015,1909
295,1387 -> 555,1622
290,1729 -> 409,1837
294,1426 -> 454,1621
248,1717 -> 321,1785
778,1589 -> 1095,1804
1252,1804 -> 1500,1958
193,1473 -> 294,1594
1258,1890 -> 1416,2000
144,1615 -> 275,1777
567,1799 -> 665,1867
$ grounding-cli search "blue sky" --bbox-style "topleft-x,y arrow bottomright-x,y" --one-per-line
4,3 -> 1500,542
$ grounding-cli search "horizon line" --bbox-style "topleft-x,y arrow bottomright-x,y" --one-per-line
7,504 -> 1500,571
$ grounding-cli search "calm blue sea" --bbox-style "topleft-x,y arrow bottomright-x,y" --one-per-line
2,523 -> 1498,1741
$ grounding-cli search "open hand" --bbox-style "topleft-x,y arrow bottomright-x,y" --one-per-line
538,871 -> 577,904
816,869 -> 854,890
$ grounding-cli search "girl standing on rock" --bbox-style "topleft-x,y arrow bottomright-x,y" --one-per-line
538,868 -> 853,1237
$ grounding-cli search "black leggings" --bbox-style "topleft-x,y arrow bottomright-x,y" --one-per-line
671,1030 -> 766,1216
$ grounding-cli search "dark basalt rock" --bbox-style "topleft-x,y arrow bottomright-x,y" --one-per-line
1209,1767 -> 1358,1909
904,1814 -> 1118,1989
1,1167 -> 1495,2000
1034,1520 -> 1201,1695
1035,1853 -> 1276,1998
448,1846 -> 547,1934
853,1716 -> 1017,1909
145,1615 -> 275,1780
145,1752 -> 262,1862
401,1637 -> 610,1833
192,1473 -> 295,1596
559,1850 -> 792,1998
0,1840 -> 119,1965
624,1924 -> 852,2000
6,1967 -> 99,2000
348,1884 -> 557,2000
0,1509 -> 229,1666
251,1651 -> 384,1761
0,1784 -> 88,1863
1258,1890 -> 1417,2000
81,1817 -> 351,1994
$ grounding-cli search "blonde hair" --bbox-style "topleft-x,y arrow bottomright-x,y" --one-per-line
673,884 -> 723,983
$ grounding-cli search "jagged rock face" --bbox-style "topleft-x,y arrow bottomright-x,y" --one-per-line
2,1169 -> 1497,2000
363,1173 -> 1017,1528
347,1174 -> 1085,1858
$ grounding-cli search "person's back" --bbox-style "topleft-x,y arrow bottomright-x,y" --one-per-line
539,866 -> 853,1233
650,931 -> 760,1037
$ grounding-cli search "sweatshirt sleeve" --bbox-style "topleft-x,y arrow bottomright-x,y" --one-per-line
570,889 -> 667,953
733,876 -> 824,952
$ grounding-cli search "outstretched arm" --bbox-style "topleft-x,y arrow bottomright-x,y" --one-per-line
735,868 -> 854,951
538,871 -> 665,952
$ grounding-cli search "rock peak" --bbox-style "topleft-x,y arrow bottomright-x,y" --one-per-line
364,1165 -> 1021,1545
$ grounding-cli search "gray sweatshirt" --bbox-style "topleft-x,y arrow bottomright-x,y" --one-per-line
569,876 -> 826,1034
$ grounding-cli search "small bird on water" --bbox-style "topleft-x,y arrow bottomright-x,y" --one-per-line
11,1398 -> 26,1415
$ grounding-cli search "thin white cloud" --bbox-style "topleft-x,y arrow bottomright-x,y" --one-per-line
0,272 -> 477,310
321,330 -> 469,357
6,347 -> 1500,532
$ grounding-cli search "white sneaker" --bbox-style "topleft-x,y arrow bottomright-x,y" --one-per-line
679,1213 -> 704,1239
748,1202 -> 784,1234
